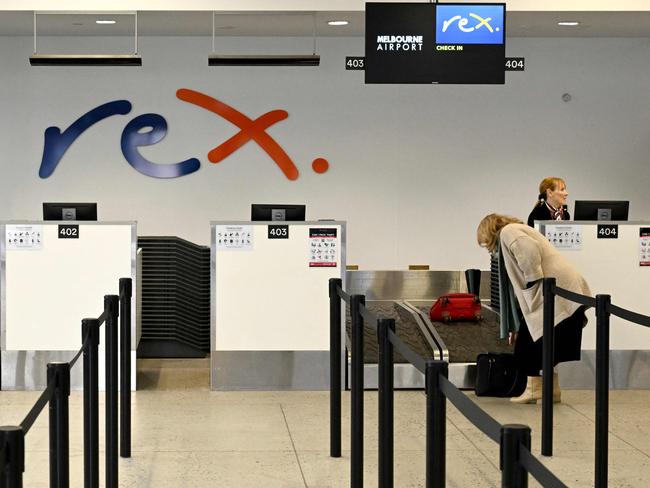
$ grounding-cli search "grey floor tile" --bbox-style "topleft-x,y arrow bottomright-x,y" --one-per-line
4,371 -> 650,487
297,449 -> 500,488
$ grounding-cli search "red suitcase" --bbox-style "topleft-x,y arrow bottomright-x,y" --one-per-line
429,293 -> 482,323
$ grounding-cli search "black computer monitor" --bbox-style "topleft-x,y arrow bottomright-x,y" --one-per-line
574,201 -> 629,221
251,204 -> 305,221
43,202 -> 98,221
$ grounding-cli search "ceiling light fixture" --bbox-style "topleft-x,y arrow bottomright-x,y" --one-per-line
327,20 -> 349,26
30,11 -> 141,67
208,12 -> 320,67
557,21 -> 580,26
209,54 -> 320,66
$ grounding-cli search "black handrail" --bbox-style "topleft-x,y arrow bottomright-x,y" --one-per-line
329,278 -> 571,488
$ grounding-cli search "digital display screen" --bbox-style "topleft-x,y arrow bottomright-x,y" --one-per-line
365,2 -> 506,84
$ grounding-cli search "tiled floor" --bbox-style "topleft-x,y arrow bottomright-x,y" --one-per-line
1,359 -> 649,487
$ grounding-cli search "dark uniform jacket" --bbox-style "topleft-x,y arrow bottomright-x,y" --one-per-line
527,203 -> 570,227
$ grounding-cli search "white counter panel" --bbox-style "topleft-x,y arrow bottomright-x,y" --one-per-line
2,223 -> 134,351
214,222 -> 344,351
539,221 -> 650,350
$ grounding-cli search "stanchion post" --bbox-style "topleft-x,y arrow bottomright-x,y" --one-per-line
426,360 -> 447,488
350,294 -> 365,488
119,278 -> 132,459
541,277 -> 556,457
48,362 -> 71,488
595,294 -> 611,488
0,426 -> 25,488
378,318 -> 395,488
500,424 -> 530,488
82,318 -> 100,488
104,295 -> 119,488
329,278 -> 342,459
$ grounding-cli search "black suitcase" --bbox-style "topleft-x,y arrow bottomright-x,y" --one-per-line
475,353 -> 526,397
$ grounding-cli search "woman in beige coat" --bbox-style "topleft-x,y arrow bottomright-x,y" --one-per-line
477,214 -> 591,403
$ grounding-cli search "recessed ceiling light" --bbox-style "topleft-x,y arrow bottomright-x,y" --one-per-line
557,21 -> 580,26
96,20 -> 116,25
327,20 -> 349,26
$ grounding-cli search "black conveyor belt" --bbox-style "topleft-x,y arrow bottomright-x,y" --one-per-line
414,305 -> 511,363
345,301 -> 435,364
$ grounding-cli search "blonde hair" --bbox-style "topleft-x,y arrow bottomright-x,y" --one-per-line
534,177 -> 566,208
476,213 -> 523,253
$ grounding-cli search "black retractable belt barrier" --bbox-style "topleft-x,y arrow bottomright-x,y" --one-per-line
501,424 -> 531,488
0,426 -> 24,488
350,294 -> 365,488
518,445 -> 569,488
328,278 -> 342,459
426,361 -> 447,488
595,294 -> 611,488
104,295 -> 119,488
48,362 -> 71,488
541,277 -> 556,457
378,318 -> 395,488
119,278 -> 132,459
82,319 -> 100,488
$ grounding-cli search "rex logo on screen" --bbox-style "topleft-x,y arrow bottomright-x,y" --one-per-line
436,4 -> 504,45
38,88 -> 329,181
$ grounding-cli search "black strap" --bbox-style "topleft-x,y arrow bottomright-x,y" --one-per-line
69,334 -> 90,369
20,381 -> 56,435
553,286 -> 596,308
96,310 -> 107,326
610,304 -> 650,328
387,330 -> 426,374
439,376 -> 501,443
519,444 -> 569,488
359,305 -> 379,331
336,286 -> 351,304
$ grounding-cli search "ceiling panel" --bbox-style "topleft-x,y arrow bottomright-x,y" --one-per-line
1,11 -> 650,37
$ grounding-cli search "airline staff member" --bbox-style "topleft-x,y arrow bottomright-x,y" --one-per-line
527,177 -> 570,227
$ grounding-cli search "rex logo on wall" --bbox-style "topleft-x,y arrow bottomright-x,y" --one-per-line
38,88 -> 330,181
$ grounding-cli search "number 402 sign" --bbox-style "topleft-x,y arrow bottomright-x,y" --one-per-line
58,224 -> 79,239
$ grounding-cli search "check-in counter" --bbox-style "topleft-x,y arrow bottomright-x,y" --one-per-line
538,220 -> 650,388
1,221 -> 137,390
211,221 -> 345,390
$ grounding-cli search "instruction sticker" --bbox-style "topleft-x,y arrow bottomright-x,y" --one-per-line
544,225 -> 582,251
309,228 -> 338,267
216,225 -> 253,251
5,225 -> 43,250
639,228 -> 650,266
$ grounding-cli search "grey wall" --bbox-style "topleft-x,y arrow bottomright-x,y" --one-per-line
1,36 -> 649,270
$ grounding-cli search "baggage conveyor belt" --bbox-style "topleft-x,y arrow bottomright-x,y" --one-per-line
345,300 -> 510,389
